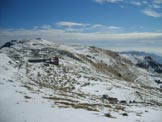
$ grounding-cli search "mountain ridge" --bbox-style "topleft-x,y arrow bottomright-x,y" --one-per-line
0,38 -> 162,122
120,51 -> 162,64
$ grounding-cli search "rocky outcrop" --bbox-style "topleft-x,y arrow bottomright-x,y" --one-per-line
136,56 -> 162,74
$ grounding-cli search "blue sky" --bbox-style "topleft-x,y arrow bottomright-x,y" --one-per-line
0,0 -> 162,53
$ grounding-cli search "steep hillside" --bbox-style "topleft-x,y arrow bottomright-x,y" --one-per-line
0,38 -> 162,122
120,52 -> 162,74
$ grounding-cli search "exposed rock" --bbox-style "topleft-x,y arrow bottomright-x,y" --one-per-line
136,56 -> 162,74
120,100 -> 127,104
122,113 -> 128,116
1,41 -> 15,48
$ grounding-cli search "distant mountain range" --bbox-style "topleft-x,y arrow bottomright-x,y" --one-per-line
120,51 -> 162,64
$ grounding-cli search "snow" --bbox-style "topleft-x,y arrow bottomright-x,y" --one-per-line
0,78 -> 103,122
0,39 -> 162,122
1,78 -> 162,122
121,54 -> 142,64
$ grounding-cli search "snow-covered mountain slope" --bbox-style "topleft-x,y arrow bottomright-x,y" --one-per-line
120,52 -> 162,74
0,38 -> 162,122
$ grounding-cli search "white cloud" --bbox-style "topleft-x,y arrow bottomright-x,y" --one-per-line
95,0 -> 123,3
56,21 -> 88,27
107,46 -> 162,54
152,4 -> 162,8
142,1 -> 148,5
142,8 -> 162,17
89,24 -> 121,30
0,28 -> 162,41
55,22 -> 121,33
131,1 -> 142,6
119,5 -> 124,8
1,27 -> 162,53
153,0 -> 162,4
0,28 -> 162,54
94,0 -> 162,18
107,26 -> 120,29
34,25 -> 52,30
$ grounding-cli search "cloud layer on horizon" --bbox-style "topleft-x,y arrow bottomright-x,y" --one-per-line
0,21 -> 162,53
1,22 -> 162,41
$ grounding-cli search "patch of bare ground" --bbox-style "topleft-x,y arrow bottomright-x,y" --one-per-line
24,96 -> 31,99
78,54 -> 136,82
104,113 -> 116,118
57,101 -> 99,111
